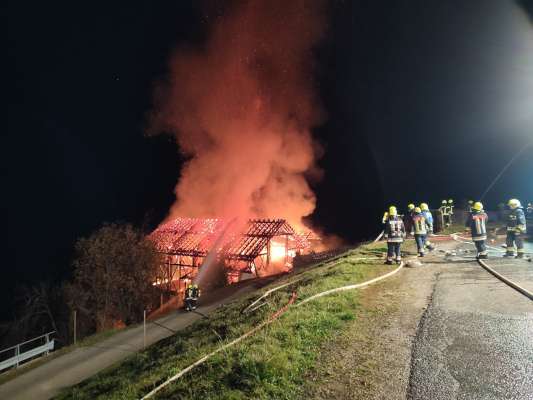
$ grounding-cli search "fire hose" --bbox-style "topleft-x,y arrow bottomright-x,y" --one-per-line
296,261 -> 404,307
451,233 -> 532,255
141,257 -> 405,399
243,256 -> 387,314
140,292 -> 298,400
450,234 -> 532,300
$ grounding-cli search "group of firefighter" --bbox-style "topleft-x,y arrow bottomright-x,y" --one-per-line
382,198 -> 528,264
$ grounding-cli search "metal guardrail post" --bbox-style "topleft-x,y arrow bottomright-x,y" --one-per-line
45,333 -> 50,355
15,344 -> 20,368
0,331 -> 56,372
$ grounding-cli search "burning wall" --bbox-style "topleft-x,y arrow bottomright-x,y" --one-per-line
150,217 -> 314,290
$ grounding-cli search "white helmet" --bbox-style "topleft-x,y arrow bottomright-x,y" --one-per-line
508,198 -> 521,209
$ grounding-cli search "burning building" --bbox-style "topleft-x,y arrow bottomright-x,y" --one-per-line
145,0 -> 328,303
149,218 -> 317,297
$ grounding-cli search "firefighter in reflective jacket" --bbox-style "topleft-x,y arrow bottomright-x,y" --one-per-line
383,206 -> 405,264
504,199 -> 527,258
465,202 -> 488,259
184,284 -> 200,311
439,200 -> 449,227
447,199 -> 454,223
420,203 -> 435,251
412,207 -> 428,257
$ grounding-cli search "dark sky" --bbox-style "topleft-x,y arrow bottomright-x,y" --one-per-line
5,0 -> 533,320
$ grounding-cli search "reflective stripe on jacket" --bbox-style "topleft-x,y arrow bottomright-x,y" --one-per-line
384,216 -> 405,243
412,214 -> 427,235
507,208 -> 527,233
466,211 -> 488,241
421,210 -> 434,232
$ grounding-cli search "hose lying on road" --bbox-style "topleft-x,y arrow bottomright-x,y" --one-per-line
452,234 -> 532,255
477,259 -> 533,301
450,234 -> 532,301
140,292 -> 298,400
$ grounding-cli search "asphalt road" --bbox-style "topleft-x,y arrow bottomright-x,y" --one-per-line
408,241 -> 533,400
0,277 -> 276,400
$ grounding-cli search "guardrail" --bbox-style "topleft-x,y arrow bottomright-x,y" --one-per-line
0,331 -> 55,372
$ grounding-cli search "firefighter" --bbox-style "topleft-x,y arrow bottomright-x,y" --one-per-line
504,199 -> 527,258
404,203 -> 415,236
439,200 -> 449,227
412,207 -> 428,257
184,284 -> 201,311
527,203 -> 533,220
447,199 -> 454,223
465,202 -> 488,259
420,203 -> 435,251
383,206 -> 406,264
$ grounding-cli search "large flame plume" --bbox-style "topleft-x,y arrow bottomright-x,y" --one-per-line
148,0 -> 327,230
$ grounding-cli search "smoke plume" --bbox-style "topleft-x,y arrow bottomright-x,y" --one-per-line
148,0 -> 327,229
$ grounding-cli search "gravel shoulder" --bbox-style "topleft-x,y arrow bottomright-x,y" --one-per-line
302,238 -> 533,400
301,242 -> 438,399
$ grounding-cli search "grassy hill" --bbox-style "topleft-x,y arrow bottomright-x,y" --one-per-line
55,241 -> 408,400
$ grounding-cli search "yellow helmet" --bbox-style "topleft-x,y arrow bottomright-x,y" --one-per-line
442,200 -> 447,204
508,198 -> 521,209
472,202 -> 483,211
414,207 -> 422,213
389,206 -> 397,216
193,284 -> 199,289
420,203 -> 429,211
407,203 -> 415,210
468,200 -> 473,205
448,199 -> 453,204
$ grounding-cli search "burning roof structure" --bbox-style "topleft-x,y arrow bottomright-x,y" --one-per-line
149,218 -> 317,293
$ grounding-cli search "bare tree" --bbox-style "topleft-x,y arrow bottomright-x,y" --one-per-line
1,282 -> 67,348
66,223 -> 160,334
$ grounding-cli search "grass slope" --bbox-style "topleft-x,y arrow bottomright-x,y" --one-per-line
55,242 -> 400,400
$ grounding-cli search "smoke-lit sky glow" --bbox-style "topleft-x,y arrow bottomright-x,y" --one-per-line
466,0 -> 533,138
364,0 -> 533,206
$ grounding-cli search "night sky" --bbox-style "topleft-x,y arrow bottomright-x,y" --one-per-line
6,0 -> 533,321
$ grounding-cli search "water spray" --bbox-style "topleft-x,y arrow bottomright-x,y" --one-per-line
480,139 -> 533,200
